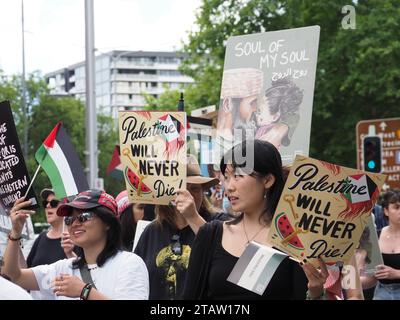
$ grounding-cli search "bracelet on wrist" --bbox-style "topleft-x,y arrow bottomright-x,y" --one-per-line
306,288 -> 326,300
8,233 -> 22,242
80,283 -> 93,300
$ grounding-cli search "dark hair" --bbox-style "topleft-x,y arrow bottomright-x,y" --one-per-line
72,206 -> 122,269
220,139 -> 286,225
381,189 -> 400,221
264,78 -> 303,116
120,206 -> 135,251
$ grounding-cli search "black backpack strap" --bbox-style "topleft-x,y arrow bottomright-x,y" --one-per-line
79,264 -> 97,289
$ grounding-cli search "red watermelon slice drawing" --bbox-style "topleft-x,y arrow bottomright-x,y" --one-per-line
125,167 -> 152,196
275,212 -> 305,251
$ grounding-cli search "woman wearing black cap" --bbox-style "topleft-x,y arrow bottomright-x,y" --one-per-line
2,189 -> 149,300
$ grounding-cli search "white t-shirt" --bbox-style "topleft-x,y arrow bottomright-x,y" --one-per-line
0,276 -> 33,300
31,251 -> 149,300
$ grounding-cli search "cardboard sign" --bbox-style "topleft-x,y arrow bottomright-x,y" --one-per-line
358,214 -> 383,276
119,111 -> 187,205
216,26 -> 320,165
227,241 -> 287,295
268,155 -> 386,267
0,101 -> 38,211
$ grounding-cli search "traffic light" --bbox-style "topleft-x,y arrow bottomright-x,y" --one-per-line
363,136 -> 382,173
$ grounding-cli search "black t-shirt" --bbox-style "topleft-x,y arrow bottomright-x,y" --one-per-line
134,220 -> 195,300
183,221 -> 308,300
26,232 -> 67,268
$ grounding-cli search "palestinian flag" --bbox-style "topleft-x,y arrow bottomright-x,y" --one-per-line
155,114 -> 186,159
339,174 -> 379,220
35,122 -> 89,199
107,145 -> 124,180
227,242 -> 287,295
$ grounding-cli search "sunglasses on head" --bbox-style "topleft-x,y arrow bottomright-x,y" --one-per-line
42,199 -> 60,208
64,212 -> 95,226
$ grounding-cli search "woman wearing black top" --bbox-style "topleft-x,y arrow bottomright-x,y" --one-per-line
372,189 -> 400,299
27,189 -> 75,269
183,140 -> 331,300
134,155 -> 227,300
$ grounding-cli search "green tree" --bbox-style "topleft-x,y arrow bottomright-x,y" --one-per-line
1,73 -> 123,223
143,84 -> 203,113
180,0 -> 400,167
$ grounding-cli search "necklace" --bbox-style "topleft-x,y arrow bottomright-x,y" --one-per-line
242,219 -> 266,245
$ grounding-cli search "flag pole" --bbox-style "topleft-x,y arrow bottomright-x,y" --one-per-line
23,164 -> 41,199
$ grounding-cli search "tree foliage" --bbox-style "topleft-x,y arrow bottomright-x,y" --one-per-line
0,72 -> 123,223
178,0 -> 400,167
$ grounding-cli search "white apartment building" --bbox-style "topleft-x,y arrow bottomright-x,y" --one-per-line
45,51 -> 194,118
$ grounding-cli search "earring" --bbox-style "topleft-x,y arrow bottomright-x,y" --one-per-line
263,191 -> 267,199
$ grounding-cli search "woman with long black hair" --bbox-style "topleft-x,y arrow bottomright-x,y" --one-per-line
3,189 -> 149,300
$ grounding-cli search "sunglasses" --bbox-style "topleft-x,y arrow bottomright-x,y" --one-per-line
42,199 -> 61,208
170,234 -> 182,255
64,212 -> 95,226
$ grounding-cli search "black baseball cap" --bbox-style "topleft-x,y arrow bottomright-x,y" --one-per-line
57,189 -> 118,217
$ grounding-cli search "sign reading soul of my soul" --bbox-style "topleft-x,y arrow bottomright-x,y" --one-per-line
268,155 -> 386,267
119,111 -> 186,205
216,26 -> 320,165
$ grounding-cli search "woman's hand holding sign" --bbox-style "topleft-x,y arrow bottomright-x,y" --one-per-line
175,188 -> 206,235
301,258 -> 329,299
175,189 -> 198,220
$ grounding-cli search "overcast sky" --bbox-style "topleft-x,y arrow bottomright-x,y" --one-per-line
0,0 -> 201,75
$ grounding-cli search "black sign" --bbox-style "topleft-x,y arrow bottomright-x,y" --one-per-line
0,100 -> 38,212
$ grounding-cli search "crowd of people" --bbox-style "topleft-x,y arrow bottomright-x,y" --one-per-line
1,140 -> 399,300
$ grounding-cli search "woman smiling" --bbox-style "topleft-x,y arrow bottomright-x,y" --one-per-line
2,189 -> 149,300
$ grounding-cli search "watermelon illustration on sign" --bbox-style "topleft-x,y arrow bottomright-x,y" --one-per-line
274,212 -> 305,250
125,167 -> 152,196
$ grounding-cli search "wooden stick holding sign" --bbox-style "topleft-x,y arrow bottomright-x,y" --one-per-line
23,165 -> 41,200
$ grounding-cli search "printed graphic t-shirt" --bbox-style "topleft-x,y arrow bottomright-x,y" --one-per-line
134,220 -> 196,300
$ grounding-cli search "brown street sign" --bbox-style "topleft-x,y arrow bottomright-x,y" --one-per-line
356,118 -> 400,191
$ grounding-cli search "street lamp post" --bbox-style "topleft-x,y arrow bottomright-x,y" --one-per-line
84,0 -> 98,188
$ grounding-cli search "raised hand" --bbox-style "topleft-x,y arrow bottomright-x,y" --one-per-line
9,197 -> 35,238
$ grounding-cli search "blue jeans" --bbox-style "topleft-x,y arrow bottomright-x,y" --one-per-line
373,282 -> 400,300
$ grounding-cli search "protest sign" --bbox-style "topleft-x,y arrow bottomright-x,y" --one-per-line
0,101 -> 38,211
119,111 -> 186,205
268,155 -> 386,267
216,26 -> 320,165
357,214 -> 383,276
